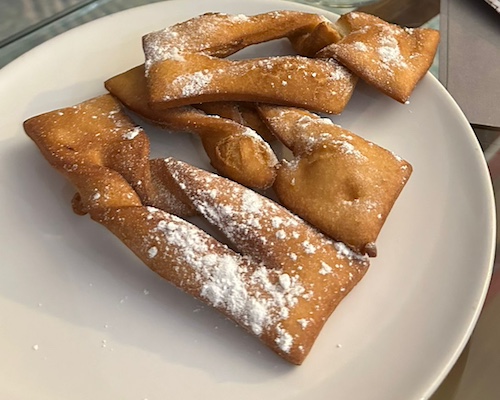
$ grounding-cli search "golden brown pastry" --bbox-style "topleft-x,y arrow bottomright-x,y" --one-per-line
23,94 -> 370,365
289,20 -> 342,57
105,65 -> 277,189
23,94 -> 194,217
161,157 -> 369,364
142,11 -> 357,114
193,101 -> 245,125
257,104 -> 412,256
143,11 -> 325,61
194,101 -> 275,142
316,11 -> 439,103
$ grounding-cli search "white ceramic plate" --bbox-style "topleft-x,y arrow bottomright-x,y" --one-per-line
0,1 -> 495,399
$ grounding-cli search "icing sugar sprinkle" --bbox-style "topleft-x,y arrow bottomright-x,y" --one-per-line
352,42 -> 368,52
378,35 -> 408,68
297,318 -> 309,329
173,71 -> 213,97
148,246 -> 158,259
319,262 -> 333,275
147,207 -> 306,349
328,65 -> 352,81
161,159 -> 370,354
302,240 -> 316,254
276,230 -> 287,240
240,128 -> 278,167
276,324 -> 293,353
122,127 -> 141,140
332,140 -> 367,161
279,273 -> 292,290
271,216 -> 284,228
227,14 -> 250,23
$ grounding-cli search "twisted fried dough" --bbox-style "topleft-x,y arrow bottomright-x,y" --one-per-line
23,94 -> 193,217
194,101 -> 275,143
161,157 -> 369,364
105,65 -> 277,189
142,11 -> 357,114
257,104 -> 412,256
289,20 -> 342,57
317,12 -> 439,103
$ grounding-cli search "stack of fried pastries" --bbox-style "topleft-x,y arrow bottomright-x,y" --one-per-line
22,9 -> 438,364
24,94 -> 369,365
104,65 -> 277,190
142,11 -> 357,113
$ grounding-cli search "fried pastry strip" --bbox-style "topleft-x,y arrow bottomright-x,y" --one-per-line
23,94 -> 194,217
317,12 -> 439,103
289,20 -> 342,57
257,105 -> 412,256
105,65 -> 277,189
143,11 -> 326,61
194,101 -> 275,142
161,157 -> 369,364
142,11 -> 357,114
145,53 -> 357,114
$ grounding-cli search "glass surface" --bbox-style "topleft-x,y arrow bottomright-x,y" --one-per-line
0,0 -> 169,68
0,0 -> 95,45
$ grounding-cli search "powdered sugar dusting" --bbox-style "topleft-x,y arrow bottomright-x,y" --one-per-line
199,254 -> 250,317
143,11 -> 355,110
163,158 -> 369,269
279,273 -> 291,290
173,71 -> 213,98
276,324 -> 293,353
144,30 -> 185,72
148,246 -> 158,259
147,210 -> 289,336
331,140 -> 367,161
302,240 -> 316,254
161,158 -> 370,355
122,127 -> 142,140
227,14 -> 250,23
145,206 -> 309,348
273,110 -> 368,162
352,41 -> 368,52
328,64 -> 352,81
319,262 -> 333,275
297,318 -> 309,329
377,31 -> 408,69
241,127 -> 262,141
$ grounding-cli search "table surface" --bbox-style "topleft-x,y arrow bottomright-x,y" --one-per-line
1,0 -> 498,399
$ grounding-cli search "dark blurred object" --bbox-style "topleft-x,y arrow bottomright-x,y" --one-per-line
440,0 -> 500,129
356,0 -> 440,26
